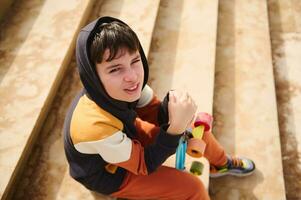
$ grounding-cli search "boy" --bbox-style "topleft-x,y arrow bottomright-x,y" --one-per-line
63,16 -> 255,200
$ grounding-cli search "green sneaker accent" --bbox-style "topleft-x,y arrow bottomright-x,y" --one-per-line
210,155 -> 256,178
217,168 -> 228,173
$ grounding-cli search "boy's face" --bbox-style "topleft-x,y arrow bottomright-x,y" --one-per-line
96,48 -> 144,102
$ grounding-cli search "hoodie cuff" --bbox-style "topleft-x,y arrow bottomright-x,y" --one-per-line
157,124 -> 183,148
158,92 -> 169,125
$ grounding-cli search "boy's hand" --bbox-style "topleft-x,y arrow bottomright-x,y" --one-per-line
167,90 -> 197,135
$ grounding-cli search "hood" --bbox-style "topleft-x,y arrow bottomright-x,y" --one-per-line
75,16 -> 149,126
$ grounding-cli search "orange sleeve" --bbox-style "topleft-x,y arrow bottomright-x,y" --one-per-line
135,117 -> 160,147
115,125 -> 182,175
135,96 -> 161,126
115,140 -> 148,175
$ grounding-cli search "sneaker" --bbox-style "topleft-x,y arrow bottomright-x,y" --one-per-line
210,155 -> 255,178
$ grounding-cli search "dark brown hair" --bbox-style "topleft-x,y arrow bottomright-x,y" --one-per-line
90,21 -> 140,64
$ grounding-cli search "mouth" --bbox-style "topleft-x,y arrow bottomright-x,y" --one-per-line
124,83 -> 140,94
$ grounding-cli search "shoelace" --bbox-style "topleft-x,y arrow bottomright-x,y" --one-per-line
228,156 -> 244,169
211,156 -> 245,172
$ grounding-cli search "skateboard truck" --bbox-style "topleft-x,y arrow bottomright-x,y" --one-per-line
175,133 -> 189,170
175,112 -> 213,175
187,112 -> 213,158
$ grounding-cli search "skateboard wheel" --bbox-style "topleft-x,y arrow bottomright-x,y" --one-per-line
190,161 -> 204,175
194,112 -> 213,131
187,138 -> 206,158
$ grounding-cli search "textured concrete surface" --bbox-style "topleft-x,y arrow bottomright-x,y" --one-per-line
147,0 -> 219,190
0,0 -> 14,22
12,57 -> 83,200
268,0 -> 301,199
2,0 -> 299,199
148,0 -> 218,114
0,0 -> 93,198
93,0 -> 160,57
210,1 -> 286,199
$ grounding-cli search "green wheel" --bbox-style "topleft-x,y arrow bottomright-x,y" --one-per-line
190,161 -> 204,176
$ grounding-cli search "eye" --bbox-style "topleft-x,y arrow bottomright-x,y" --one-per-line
132,58 -> 141,64
109,67 -> 120,74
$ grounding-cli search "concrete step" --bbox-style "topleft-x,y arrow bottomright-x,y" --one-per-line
0,0 -> 14,22
95,0 -> 160,57
210,0 -> 286,199
149,0 -> 219,113
148,0 -> 219,189
268,0 -> 301,198
0,0 -> 94,198
5,0 -> 298,199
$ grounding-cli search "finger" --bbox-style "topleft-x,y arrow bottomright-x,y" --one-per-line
190,96 -> 197,108
169,91 -> 176,103
189,115 -> 195,127
191,98 -> 196,108
194,104 -> 198,112
186,115 -> 195,130
186,93 -> 191,103
185,92 -> 190,100
180,92 -> 188,102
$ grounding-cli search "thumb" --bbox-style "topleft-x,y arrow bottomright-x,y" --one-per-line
169,91 -> 176,103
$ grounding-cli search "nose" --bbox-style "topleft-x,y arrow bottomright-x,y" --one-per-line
124,67 -> 138,82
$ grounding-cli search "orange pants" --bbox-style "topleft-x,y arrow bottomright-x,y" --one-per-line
111,131 -> 227,200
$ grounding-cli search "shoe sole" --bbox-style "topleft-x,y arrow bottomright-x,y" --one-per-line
210,169 -> 255,178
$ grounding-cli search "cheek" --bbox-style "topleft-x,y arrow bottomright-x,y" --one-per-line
103,76 -> 120,90
98,73 -> 118,94
101,77 -> 124,99
138,65 -> 145,80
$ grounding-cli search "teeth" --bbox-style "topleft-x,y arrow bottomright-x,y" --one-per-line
128,85 -> 137,90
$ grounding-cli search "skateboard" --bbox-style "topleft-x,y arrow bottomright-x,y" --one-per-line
163,112 -> 212,190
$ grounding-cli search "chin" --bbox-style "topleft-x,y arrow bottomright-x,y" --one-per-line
127,94 -> 141,102
129,96 -> 141,102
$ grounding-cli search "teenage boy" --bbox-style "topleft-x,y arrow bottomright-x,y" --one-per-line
63,16 -> 255,200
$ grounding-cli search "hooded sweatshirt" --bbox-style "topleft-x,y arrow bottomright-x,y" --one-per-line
63,16 -> 182,195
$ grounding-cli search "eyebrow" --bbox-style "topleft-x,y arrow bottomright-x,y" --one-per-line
105,54 -> 141,70
132,54 -> 141,61
106,64 -> 120,71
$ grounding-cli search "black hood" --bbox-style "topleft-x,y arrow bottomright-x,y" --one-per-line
76,16 -> 149,135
